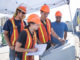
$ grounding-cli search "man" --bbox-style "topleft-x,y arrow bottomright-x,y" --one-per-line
3,5 -> 26,60
51,11 -> 68,48
37,4 -> 65,49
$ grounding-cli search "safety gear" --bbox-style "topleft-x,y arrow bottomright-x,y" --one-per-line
55,11 -> 62,16
10,17 -> 25,46
17,5 -> 26,13
27,14 -> 41,24
38,18 -> 51,43
40,4 -> 50,13
22,29 -> 37,60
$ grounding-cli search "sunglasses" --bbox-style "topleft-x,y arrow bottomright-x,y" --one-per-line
17,9 -> 26,14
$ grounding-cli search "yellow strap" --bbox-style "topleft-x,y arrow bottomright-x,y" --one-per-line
11,20 -> 16,46
27,30 -> 31,49
25,52 -> 28,60
77,16 -> 80,24
25,30 -> 31,60
40,25 -> 45,43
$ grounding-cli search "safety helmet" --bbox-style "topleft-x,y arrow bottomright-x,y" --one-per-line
27,14 -> 41,24
55,11 -> 62,16
40,4 -> 50,13
17,5 -> 26,13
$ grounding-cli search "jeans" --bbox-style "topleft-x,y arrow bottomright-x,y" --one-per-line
9,49 -> 15,60
16,57 -> 21,60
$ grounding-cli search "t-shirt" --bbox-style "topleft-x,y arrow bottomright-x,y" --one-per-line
51,22 -> 68,44
16,30 -> 27,59
3,19 -> 26,41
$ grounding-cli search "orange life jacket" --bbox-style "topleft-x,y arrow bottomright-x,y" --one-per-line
38,18 -> 51,43
10,17 -> 25,46
22,29 -> 37,60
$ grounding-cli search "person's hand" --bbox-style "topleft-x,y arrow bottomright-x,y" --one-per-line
51,43 -> 55,47
29,48 -> 38,53
38,41 -> 42,44
37,39 -> 42,44
10,46 -> 15,50
60,39 -> 66,44
58,38 -> 66,44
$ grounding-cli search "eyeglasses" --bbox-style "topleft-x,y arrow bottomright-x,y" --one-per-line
17,9 -> 26,14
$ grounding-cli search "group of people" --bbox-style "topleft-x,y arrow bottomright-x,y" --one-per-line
3,4 -> 68,60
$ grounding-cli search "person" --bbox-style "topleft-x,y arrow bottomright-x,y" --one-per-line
51,11 -> 68,48
37,4 -> 65,49
3,5 -> 27,60
15,14 -> 41,60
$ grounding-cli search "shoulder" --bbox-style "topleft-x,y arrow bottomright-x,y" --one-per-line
22,29 -> 29,35
3,19 -> 12,31
19,30 -> 27,37
51,22 -> 56,27
17,30 -> 27,44
61,22 -> 68,28
5,19 -> 12,24
3,19 -> 12,27
21,30 -> 27,34
61,22 -> 67,25
51,22 -> 56,24
46,18 -> 51,24
47,18 -> 51,22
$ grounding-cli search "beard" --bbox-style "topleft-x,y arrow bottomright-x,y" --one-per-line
19,16 -> 24,20
56,20 -> 61,22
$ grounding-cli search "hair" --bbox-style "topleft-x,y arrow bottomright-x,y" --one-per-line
13,8 -> 19,18
25,22 -> 35,29
13,8 -> 26,20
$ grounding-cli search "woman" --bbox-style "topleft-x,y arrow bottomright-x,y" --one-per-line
15,14 -> 41,60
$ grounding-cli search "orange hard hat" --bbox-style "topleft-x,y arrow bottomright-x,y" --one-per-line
27,14 -> 41,24
17,5 -> 26,13
40,4 -> 50,13
55,11 -> 62,16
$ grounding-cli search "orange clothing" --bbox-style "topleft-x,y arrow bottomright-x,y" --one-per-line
10,17 -> 24,46
22,29 -> 37,60
38,18 -> 51,43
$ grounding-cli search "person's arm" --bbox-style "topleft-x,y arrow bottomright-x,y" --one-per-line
64,32 -> 67,40
3,20 -> 14,50
15,42 -> 38,53
51,28 -> 66,43
4,30 -> 11,46
15,30 -> 38,53
51,28 -> 61,41
4,30 -> 14,50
